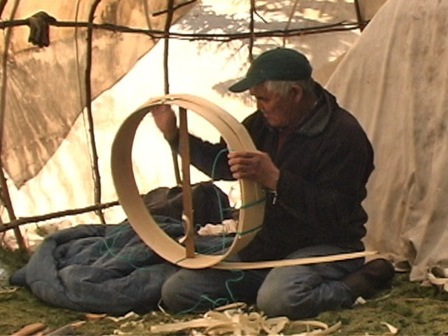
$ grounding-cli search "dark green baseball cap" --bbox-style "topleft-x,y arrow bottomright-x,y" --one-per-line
228,48 -> 313,93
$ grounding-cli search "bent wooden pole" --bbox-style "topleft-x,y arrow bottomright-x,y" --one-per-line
111,94 -> 265,269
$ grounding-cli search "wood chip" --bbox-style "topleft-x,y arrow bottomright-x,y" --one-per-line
381,321 -> 399,334
11,322 -> 46,336
85,313 -> 107,321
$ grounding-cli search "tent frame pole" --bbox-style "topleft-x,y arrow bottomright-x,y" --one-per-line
0,0 -> 26,251
84,0 -> 106,224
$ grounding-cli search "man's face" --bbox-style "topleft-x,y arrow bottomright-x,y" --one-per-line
249,83 -> 300,128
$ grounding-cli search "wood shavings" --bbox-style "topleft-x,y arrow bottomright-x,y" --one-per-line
150,306 -> 341,335
381,322 -> 399,335
108,312 -> 145,335
85,313 -> 107,320
353,296 -> 367,305
11,322 -> 46,336
43,321 -> 85,336
106,311 -> 140,322
0,286 -> 19,294
213,302 -> 247,311
198,219 -> 238,236
427,267 -> 448,292
288,320 -> 341,335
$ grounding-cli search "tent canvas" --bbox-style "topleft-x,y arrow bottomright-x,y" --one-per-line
0,0 -> 193,187
326,0 -> 448,281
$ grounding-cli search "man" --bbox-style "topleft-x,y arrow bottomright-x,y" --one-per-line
152,48 -> 394,319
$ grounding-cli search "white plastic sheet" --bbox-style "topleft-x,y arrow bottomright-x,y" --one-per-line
327,0 -> 448,281
0,0 -> 191,187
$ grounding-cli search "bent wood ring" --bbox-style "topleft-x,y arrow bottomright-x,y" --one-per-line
111,94 -> 266,269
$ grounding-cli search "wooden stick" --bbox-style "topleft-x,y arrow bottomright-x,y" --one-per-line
43,321 -> 85,336
0,19 -> 364,41
11,322 -> 46,336
0,200 -> 120,233
179,107 -> 195,258
0,0 -> 26,251
152,0 -> 197,17
84,0 -> 106,224
215,251 -> 378,270
353,0 -> 367,32
248,0 -> 255,61
163,0 -> 182,186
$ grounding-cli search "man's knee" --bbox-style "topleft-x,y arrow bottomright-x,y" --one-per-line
160,273 -> 185,313
161,269 -> 223,314
257,283 -> 283,316
257,287 -> 320,319
256,274 -> 322,319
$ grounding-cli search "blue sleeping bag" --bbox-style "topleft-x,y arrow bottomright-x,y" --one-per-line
10,183 -> 234,315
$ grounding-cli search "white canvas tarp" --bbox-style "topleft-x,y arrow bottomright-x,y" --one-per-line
326,0 -> 448,281
0,0 -> 192,187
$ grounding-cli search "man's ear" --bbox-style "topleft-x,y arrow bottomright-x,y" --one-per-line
291,84 -> 304,103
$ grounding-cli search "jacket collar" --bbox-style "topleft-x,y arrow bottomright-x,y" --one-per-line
296,82 -> 335,137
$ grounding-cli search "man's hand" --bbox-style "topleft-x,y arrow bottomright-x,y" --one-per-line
228,151 -> 280,190
151,105 -> 178,142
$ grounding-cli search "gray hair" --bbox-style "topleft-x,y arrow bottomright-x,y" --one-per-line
264,78 -> 315,96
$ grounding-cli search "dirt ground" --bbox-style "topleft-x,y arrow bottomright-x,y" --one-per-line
1,247 -> 448,335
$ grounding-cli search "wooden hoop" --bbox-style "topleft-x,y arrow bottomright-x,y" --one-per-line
111,94 -> 266,269
111,94 -> 376,269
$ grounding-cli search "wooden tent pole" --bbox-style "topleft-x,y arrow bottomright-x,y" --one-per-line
163,0 -> 175,96
0,0 -> 26,251
0,200 -> 120,233
163,0 -> 182,186
248,0 -> 255,61
152,0 -> 197,17
353,0 -> 367,32
284,0 -> 300,46
0,0 -> 7,16
163,1 -> 194,257
85,0 -> 106,224
0,18 -> 362,42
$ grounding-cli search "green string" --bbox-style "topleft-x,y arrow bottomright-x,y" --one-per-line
172,145 -> 269,313
101,225 -> 151,270
177,270 -> 246,315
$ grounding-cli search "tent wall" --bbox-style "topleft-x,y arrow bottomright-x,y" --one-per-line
0,0 -> 192,187
326,0 -> 448,281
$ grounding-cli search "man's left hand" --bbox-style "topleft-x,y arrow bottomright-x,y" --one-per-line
228,151 -> 279,190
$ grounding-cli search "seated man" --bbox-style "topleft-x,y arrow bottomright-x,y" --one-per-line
151,47 -> 394,319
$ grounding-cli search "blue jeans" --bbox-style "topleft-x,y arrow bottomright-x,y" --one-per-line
161,244 -> 364,319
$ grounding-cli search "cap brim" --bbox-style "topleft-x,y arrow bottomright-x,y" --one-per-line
228,78 -> 252,93
228,75 -> 265,93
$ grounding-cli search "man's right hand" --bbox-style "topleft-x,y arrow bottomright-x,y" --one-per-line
151,105 -> 178,142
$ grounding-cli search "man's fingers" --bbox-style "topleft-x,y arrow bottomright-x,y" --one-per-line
228,151 -> 254,159
151,104 -> 172,115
